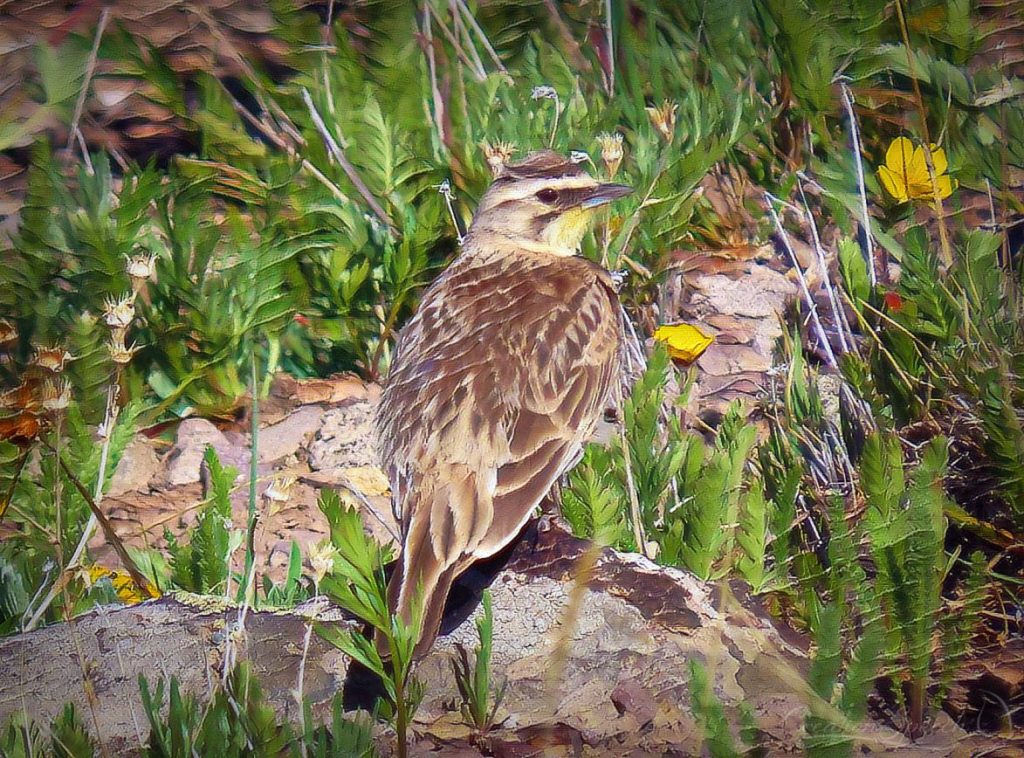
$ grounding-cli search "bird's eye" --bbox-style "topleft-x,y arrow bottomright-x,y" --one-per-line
535,188 -> 559,204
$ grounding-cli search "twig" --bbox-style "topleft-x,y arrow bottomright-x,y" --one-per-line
221,87 -> 351,206
891,0 -> 954,270
336,480 -> 400,544
435,180 -> 464,243
45,444 -> 155,598
24,384 -> 124,631
541,0 -> 592,73
618,421 -> 649,558
604,0 -> 616,94
454,0 -> 512,81
427,5 -> 481,82
449,0 -> 487,81
301,88 -> 396,232
0,447 -> 31,524
421,4 -> 447,150
295,622 -> 313,753
66,7 -> 110,155
765,192 -> 839,369
796,179 -> 854,355
838,82 -> 877,286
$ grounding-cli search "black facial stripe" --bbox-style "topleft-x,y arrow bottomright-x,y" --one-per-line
531,210 -> 561,233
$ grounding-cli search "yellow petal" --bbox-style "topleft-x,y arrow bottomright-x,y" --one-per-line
884,137 -> 916,176
926,143 -> 949,176
877,165 -> 910,203
908,144 -> 931,186
931,174 -> 956,200
654,323 -> 714,363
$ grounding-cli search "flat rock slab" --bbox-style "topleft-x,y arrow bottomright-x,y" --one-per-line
2,520 -> 980,756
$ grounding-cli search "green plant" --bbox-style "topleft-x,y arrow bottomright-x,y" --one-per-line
314,490 -> 422,758
165,446 -> 237,595
140,662 -> 289,757
451,590 -> 507,733
563,347 -> 764,580
802,500 -> 884,756
687,659 -> 741,758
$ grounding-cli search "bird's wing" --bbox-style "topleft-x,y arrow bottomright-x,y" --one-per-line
376,255 -> 620,657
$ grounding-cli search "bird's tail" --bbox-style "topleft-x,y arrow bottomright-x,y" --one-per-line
375,554 -> 456,661
375,465 -> 485,660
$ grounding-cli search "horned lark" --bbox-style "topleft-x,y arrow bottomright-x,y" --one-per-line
377,149 -> 631,658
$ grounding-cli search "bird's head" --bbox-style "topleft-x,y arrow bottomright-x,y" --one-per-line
468,150 -> 632,255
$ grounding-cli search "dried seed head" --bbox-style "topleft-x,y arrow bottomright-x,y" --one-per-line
308,540 -> 339,587
645,101 -> 678,143
107,327 -> 139,365
263,475 -> 296,504
125,253 -> 157,286
596,132 -> 624,178
0,382 -> 34,411
41,379 -> 72,412
0,319 -> 17,346
103,293 -> 136,329
483,140 -> 517,178
31,344 -> 75,373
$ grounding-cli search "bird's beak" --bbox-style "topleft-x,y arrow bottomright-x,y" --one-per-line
578,183 -> 633,209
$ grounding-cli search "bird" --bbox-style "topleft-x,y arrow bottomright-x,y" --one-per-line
376,149 -> 632,659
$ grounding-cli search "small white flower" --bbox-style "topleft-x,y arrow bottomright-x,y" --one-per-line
107,328 -> 139,365
41,379 -> 72,412
597,132 -> 624,178
102,293 -> 136,329
263,475 -> 296,504
125,253 -> 157,284
569,150 -> 590,164
308,540 -> 339,587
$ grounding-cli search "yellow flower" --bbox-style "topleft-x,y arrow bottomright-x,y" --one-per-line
83,564 -> 155,604
877,137 -> 957,203
653,323 -> 714,363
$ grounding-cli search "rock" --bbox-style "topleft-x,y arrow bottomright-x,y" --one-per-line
0,520 -> 990,756
157,418 -> 250,488
697,343 -> 771,376
307,401 -> 379,471
691,264 -> 797,319
273,373 -> 381,406
257,405 -> 324,464
610,679 -> 658,726
107,436 -> 162,496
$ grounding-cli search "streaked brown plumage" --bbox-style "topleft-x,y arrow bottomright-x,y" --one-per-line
376,150 -> 631,658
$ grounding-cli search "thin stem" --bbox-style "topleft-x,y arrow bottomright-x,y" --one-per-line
24,381 -> 123,631
449,0 -> 487,81
619,421 -> 649,558
892,0 -> 954,270
454,0 -> 511,80
301,88 -> 396,232
839,82 -> 876,287
765,192 -> 839,369
796,179 -> 853,355
421,4 -> 447,151
244,348 -> 260,606
604,0 -> 616,94
66,7 -> 110,154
